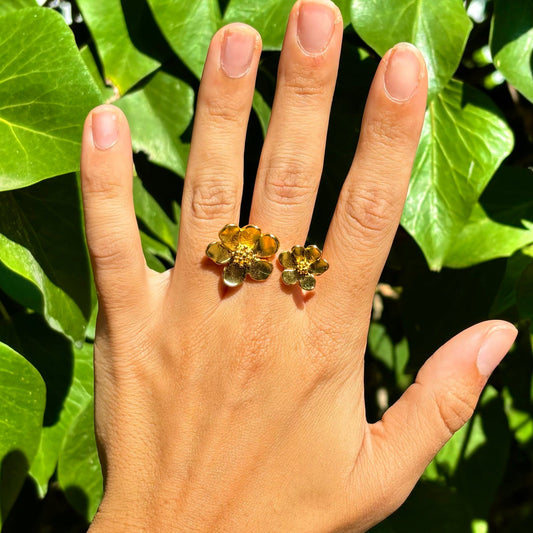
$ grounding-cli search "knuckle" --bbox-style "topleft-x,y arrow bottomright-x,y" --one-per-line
190,178 -> 239,220
83,162 -> 125,199
435,388 -> 477,436
341,184 -> 395,240
202,95 -> 248,128
262,160 -> 316,206
281,64 -> 329,101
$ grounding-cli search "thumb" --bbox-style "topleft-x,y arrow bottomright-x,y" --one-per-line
363,320 -> 517,519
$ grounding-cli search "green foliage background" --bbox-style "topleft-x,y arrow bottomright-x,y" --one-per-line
0,0 -> 532,530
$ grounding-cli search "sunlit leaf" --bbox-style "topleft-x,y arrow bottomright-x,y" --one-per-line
0,8 -> 101,190
351,0 -> 472,99
401,80 -> 514,270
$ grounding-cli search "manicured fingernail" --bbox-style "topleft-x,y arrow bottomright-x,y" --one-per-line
297,1 -> 336,55
477,324 -> 517,377
384,43 -> 422,102
221,27 -> 256,79
92,109 -> 119,150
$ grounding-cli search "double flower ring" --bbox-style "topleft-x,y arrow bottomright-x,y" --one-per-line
206,224 -> 329,291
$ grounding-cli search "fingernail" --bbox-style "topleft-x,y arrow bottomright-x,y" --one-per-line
384,43 -> 422,102
477,324 -> 517,377
92,109 -> 119,150
297,1 -> 336,55
221,28 -> 256,79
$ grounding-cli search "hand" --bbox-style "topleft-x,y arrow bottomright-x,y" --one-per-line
81,1 -> 517,531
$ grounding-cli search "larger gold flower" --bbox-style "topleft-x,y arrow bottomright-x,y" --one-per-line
278,245 -> 329,291
206,224 -> 279,287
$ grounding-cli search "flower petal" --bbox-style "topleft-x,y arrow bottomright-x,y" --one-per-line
223,262 -> 246,287
206,242 -> 232,264
256,234 -> 279,257
282,269 -> 299,285
278,251 -> 297,269
239,225 -> 262,247
299,274 -> 316,291
305,245 -> 321,263
309,258 -> 329,275
249,260 -> 273,281
292,245 -> 305,260
219,224 -> 240,251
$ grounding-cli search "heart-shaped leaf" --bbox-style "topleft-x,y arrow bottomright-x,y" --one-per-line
77,0 -> 162,95
0,174 -> 92,342
351,0 -> 472,99
444,167 -> 533,268
146,0 -> 221,78
490,0 -> 533,103
401,80 -> 514,270
117,72 -> 194,179
0,8 -> 101,190
0,342 -> 45,527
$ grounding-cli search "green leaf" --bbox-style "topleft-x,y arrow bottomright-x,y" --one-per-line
147,0 -> 221,78
223,0 -> 293,50
0,174 -> 91,342
57,400 -> 102,522
141,231 -> 174,273
77,0 -> 161,95
79,45 -> 115,102
117,71 -> 194,178
133,175 -> 179,250
401,80 -> 514,270
0,0 -> 36,16
0,341 -> 45,527
351,0 -> 472,99
490,0 -> 533,103
444,167 -> 533,268
0,313 -> 93,496
0,8 -> 102,190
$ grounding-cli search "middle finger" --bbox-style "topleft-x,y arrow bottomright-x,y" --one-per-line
249,0 -> 343,246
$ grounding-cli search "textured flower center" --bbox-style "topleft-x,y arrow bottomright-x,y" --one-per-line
233,244 -> 255,267
295,256 -> 310,275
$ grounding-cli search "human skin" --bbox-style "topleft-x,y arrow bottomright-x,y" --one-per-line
82,1 -> 517,532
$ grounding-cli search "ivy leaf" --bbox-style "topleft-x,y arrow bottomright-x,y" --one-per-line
0,174 -> 92,342
444,167 -> 533,268
117,72 -> 194,179
401,80 -> 514,271
0,0 -> 36,16
80,45 -> 115,102
77,0 -> 161,95
490,0 -> 533,103
351,0 -> 472,99
223,0 -> 293,50
0,342 -> 45,528
0,314 -> 94,497
0,8 -> 101,190
147,0 -> 221,78
57,400 -> 102,521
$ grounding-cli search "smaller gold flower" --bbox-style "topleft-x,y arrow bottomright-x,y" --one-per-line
206,224 -> 279,287
278,245 -> 329,291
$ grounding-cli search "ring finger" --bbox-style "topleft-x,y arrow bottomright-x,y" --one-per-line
249,0 -> 343,247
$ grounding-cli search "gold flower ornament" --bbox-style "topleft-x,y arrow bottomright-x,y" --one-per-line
206,224 -> 279,287
278,245 -> 329,291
